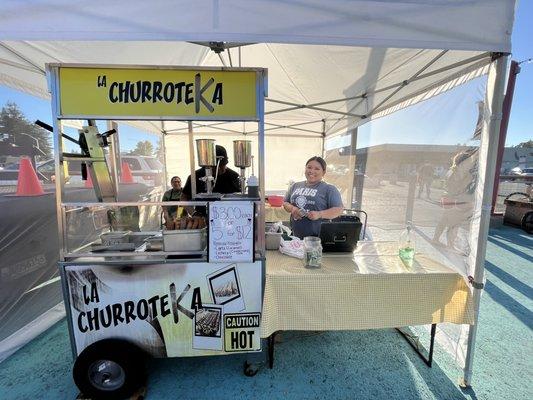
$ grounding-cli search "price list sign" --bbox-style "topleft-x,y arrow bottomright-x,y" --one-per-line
208,201 -> 254,263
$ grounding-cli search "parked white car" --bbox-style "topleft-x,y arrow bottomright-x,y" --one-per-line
120,155 -> 164,186
520,168 -> 533,177
14,155 -> 164,187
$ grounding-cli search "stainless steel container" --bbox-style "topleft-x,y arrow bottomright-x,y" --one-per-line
100,231 -> 131,246
144,236 -> 163,251
265,232 -> 282,250
233,140 -> 252,168
163,228 -> 206,251
196,139 -> 216,166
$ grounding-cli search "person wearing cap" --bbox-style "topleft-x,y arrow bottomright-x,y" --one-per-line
180,145 -> 241,219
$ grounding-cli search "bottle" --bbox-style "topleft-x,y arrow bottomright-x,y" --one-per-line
398,222 -> 416,269
247,174 -> 259,198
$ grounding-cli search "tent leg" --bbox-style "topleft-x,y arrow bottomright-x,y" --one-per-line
268,332 -> 277,369
396,324 -> 436,367
462,54 -> 509,388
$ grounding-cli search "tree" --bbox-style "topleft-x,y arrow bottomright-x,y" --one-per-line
129,140 -> 154,156
515,140 -> 532,148
155,138 -> 164,159
0,102 -> 52,160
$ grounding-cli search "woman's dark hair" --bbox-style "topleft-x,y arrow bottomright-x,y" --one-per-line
306,156 -> 327,171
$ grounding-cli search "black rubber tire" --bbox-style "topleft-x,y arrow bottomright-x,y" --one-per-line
243,361 -> 259,377
504,192 -> 529,202
73,339 -> 146,400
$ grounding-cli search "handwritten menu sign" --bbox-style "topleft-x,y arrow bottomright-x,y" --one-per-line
209,201 -> 254,263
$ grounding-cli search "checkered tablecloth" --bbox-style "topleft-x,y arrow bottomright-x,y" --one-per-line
261,242 -> 474,337
264,204 -> 290,222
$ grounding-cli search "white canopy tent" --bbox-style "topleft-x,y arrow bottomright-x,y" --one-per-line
0,0 -> 517,387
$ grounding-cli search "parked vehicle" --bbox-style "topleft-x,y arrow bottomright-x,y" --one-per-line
0,160 -> 54,182
520,168 -> 533,177
121,155 -> 163,186
0,155 -> 164,186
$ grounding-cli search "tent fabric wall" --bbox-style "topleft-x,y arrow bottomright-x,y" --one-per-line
164,132 -> 323,191
324,72 -> 489,369
0,1 -> 515,51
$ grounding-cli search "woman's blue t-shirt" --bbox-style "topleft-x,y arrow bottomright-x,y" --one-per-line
284,180 -> 343,238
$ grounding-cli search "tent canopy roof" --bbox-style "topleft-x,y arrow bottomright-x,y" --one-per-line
0,1 -> 516,137
0,1 -> 515,51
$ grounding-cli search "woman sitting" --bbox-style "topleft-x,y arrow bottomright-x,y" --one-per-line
283,156 -> 344,239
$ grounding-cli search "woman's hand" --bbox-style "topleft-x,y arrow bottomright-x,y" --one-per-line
307,210 -> 322,221
290,206 -> 303,220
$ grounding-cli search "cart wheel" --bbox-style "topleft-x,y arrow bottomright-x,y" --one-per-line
243,361 -> 259,377
73,339 -> 146,400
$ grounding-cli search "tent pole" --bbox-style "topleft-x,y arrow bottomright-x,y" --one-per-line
265,94 -> 365,115
266,98 -> 363,118
491,60 -> 520,214
0,42 -> 45,74
321,119 -> 326,157
325,52 -> 492,135
266,53 -> 491,118
107,121 -> 120,198
366,50 -> 448,116
161,121 -> 169,188
188,121 -> 197,199
461,54 -> 508,388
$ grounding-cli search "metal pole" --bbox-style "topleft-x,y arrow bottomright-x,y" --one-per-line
461,55 -> 508,388
161,121 -> 169,188
257,71 -> 266,255
405,174 -> 416,224
321,119 -> 326,157
491,60 -> 520,214
348,128 -> 358,208
49,67 -> 66,261
188,121 -> 197,198
107,121 -> 120,199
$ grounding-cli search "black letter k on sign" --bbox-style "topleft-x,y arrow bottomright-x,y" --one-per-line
170,283 -> 195,323
195,73 -> 215,113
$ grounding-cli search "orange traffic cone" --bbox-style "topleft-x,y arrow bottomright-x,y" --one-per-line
14,157 -> 45,196
84,171 -> 93,188
121,161 -> 135,184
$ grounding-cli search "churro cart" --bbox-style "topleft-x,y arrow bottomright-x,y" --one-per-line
48,64 -> 267,399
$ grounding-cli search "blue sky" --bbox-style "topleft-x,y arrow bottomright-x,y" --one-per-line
0,2 -> 531,150
506,0 -> 533,146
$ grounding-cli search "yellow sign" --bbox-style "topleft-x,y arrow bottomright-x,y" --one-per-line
58,67 -> 258,119
224,313 -> 261,352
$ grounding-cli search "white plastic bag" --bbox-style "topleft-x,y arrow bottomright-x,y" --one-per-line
279,236 -> 304,259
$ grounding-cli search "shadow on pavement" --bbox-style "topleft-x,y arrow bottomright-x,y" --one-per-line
487,235 -> 532,262
485,261 -> 533,301
483,279 -> 533,330
145,329 -> 471,400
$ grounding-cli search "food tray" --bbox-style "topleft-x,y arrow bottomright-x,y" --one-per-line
163,228 -> 206,252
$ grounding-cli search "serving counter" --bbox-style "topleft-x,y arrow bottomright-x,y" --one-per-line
261,241 -> 474,338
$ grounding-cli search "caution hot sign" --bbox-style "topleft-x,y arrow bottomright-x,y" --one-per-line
224,313 -> 261,352
56,66 -> 260,120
